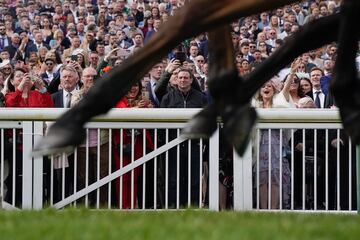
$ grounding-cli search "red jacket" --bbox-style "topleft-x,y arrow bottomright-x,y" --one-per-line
5,89 -> 54,107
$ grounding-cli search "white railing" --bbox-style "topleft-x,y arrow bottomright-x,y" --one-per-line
0,108 -> 357,213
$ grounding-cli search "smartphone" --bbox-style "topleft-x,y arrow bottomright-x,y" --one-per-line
71,55 -> 78,61
117,49 -> 131,58
29,74 -> 40,82
175,51 -> 186,63
142,89 -> 150,100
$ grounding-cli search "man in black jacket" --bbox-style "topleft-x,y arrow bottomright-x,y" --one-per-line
161,68 -> 207,208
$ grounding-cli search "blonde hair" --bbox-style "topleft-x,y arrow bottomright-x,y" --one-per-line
253,76 -> 282,108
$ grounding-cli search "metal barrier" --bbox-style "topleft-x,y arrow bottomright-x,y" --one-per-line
0,108 -> 357,213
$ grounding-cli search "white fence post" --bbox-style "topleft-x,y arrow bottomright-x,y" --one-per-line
33,121 -> 44,209
22,121 -> 33,209
208,127 -> 219,211
233,138 -> 253,211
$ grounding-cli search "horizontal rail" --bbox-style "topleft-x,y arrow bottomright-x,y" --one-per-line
0,108 -> 341,123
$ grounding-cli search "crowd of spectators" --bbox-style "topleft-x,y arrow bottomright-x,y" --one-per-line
0,0 -> 359,210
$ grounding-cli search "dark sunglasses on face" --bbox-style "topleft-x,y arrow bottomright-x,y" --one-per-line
46,62 -> 53,66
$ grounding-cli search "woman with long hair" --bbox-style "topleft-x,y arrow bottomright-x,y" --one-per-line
49,29 -> 66,52
113,81 -> 153,209
41,18 -> 53,40
96,13 -> 107,28
299,77 -> 313,97
269,15 -> 281,34
151,7 -> 160,19
76,51 -> 88,69
141,17 -> 154,38
66,13 -> 76,26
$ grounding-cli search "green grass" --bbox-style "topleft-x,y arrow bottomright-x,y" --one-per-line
0,210 -> 359,240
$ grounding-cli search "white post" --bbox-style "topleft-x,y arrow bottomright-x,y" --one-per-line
233,139 -> 253,211
208,127 -> 219,211
33,121 -> 44,209
22,121 -> 33,209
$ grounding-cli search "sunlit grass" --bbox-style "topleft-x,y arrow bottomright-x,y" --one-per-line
0,209 -> 359,240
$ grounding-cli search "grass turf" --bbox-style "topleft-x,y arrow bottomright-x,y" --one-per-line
0,210 -> 359,240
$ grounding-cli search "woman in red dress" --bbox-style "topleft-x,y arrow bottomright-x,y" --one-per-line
113,81 -> 153,209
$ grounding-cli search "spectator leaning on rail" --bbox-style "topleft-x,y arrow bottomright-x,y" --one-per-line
160,67 -> 207,208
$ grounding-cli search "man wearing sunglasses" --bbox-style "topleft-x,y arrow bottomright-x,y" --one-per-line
40,57 -> 59,85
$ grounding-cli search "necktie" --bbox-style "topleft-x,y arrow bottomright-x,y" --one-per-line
315,91 -> 321,108
66,92 -> 72,108
0,38 -> 4,49
151,82 -> 160,105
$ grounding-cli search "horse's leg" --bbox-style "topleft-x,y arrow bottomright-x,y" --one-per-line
331,0 -> 360,144
35,0 -> 298,154
183,14 -> 341,155
183,24 -> 257,155
239,13 -> 341,103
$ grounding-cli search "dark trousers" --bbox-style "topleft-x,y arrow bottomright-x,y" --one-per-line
76,143 -> 109,207
53,155 -> 74,203
168,140 -> 200,208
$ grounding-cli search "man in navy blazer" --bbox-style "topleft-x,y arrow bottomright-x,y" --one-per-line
145,62 -> 164,108
51,65 -> 80,202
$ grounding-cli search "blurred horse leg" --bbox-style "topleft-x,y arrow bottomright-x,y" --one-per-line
331,0 -> 360,144
36,0 -> 298,154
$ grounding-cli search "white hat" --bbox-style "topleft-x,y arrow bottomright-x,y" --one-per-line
0,59 -> 11,69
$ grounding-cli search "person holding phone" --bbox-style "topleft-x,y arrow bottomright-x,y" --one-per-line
5,67 -> 53,107
113,81 -> 153,209
155,58 -> 202,103
3,67 -> 53,205
160,68 -> 208,208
